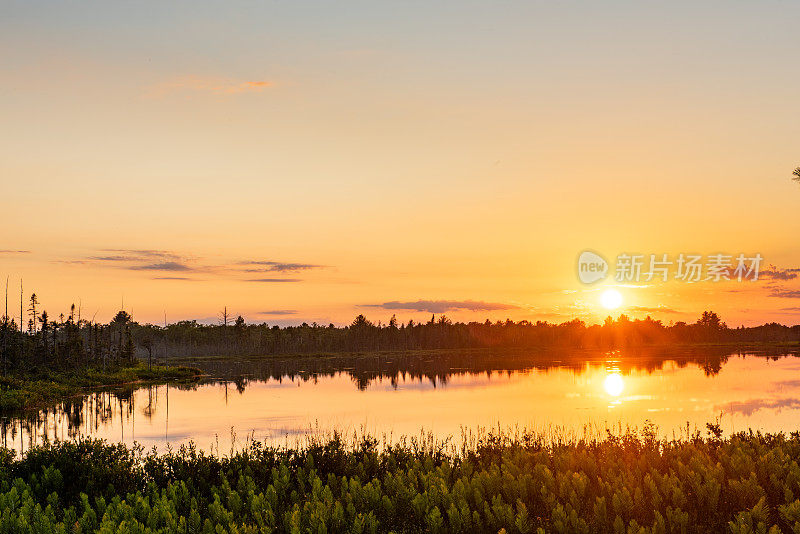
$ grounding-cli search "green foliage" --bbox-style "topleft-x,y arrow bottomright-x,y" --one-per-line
1,430 -> 800,532
0,363 -> 201,411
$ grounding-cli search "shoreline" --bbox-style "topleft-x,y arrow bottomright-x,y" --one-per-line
0,364 -> 204,414
165,341 -> 800,363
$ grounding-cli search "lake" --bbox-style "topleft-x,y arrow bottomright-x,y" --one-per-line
3,348 -> 800,453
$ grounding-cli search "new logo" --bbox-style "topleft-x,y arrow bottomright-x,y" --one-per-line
577,250 -> 609,284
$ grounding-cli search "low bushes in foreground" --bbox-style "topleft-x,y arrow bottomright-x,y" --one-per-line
1,428 -> 800,533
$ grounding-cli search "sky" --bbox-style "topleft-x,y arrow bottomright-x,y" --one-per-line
1,1 -> 799,327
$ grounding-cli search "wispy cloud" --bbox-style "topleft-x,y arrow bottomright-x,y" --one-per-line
0,250 -> 31,254
246,278 -> 302,283
90,256 -> 135,262
148,76 -> 274,97
97,249 -> 183,261
628,305 -> 681,314
258,310 -> 298,316
63,249 -> 321,283
769,287 -> 800,298
84,249 -> 196,272
130,262 -> 192,272
238,261 -> 323,273
759,266 -> 800,281
364,300 -> 518,313
153,276 -> 199,281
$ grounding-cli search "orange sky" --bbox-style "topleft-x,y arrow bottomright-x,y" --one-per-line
1,2 -> 799,327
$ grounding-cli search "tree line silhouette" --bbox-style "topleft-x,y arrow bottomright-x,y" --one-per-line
1,291 -> 139,374
2,288 -> 799,372
139,311 -> 799,358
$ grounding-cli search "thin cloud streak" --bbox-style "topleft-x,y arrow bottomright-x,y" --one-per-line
64,250 -> 325,282
246,278 -> 302,283
90,256 -> 136,262
759,266 -> 800,281
628,306 -> 681,314
770,288 -> 800,298
147,76 -> 274,97
364,300 -> 518,313
130,262 -> 192,272
238,261 -> 324,273
83,249 -> 199,273
99,249 -> 183,261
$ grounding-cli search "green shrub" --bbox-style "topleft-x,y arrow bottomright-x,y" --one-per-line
1,429 -> 800,532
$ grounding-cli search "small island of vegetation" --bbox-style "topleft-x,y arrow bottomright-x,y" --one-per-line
0,363 -> 202,413
0,302 -> 202,412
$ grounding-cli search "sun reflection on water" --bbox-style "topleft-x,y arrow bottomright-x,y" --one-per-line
6,351 -> 800,453
604,373 -> 624,397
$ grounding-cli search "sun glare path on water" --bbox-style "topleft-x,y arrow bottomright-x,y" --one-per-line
604,373 -> 625,396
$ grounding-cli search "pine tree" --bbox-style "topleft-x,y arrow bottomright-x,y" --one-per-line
28,293 -> 39,334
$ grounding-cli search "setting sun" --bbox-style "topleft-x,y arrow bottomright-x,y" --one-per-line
600,289 -> 623,310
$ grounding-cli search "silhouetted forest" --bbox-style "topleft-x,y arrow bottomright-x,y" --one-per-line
2,291 -> 799,372
0,302 -> 139,374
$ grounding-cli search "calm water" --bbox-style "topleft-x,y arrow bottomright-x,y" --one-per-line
3,349 -> 800,453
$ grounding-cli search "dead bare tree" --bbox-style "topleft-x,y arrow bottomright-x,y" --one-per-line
2,276 -> 7,375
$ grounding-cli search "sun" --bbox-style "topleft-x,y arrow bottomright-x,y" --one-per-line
600,288 -> 623,310
603,373 -> 624,396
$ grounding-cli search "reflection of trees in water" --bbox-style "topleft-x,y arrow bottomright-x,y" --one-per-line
2,348 -> 797,446
2,389 -> 121,451
192,346 -> 797,391
1,381 -> 201,452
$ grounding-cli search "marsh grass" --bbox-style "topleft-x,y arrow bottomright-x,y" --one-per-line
1,423 -> 800,532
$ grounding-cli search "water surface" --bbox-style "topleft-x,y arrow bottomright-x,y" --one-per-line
4,348 -> 799,453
